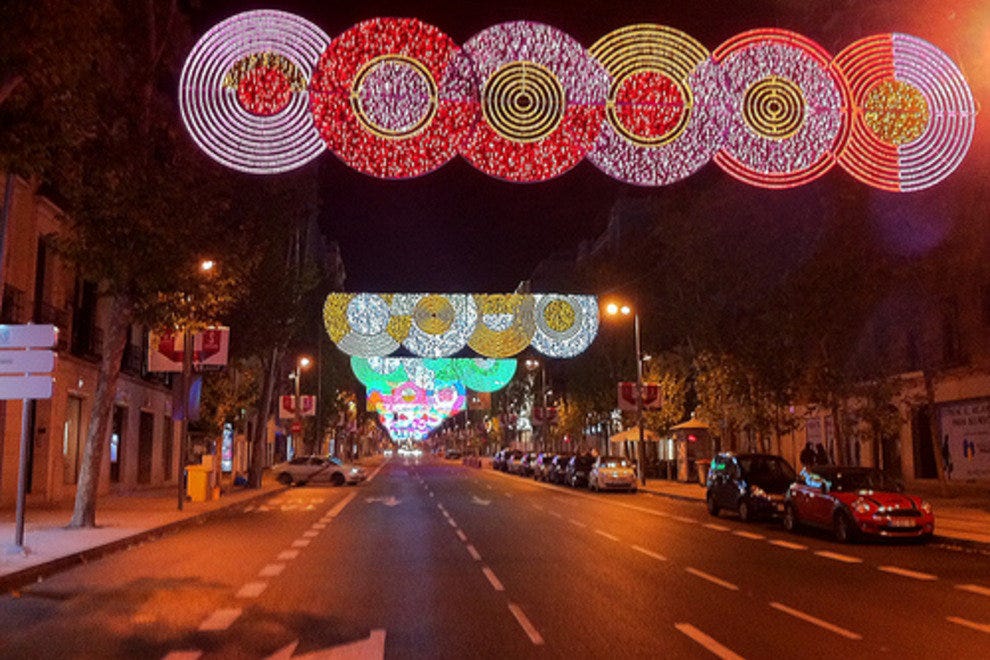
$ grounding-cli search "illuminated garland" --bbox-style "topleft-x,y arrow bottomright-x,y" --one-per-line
351,356 -> 517,392
325,293 -> 600,358
368,380 -> 466,440
180,12 -> 976,191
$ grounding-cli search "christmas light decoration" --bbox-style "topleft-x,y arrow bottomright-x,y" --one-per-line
833,34 -> 976,192
179,10 -> 329,174
531,294 -> 600,358
400,294 -> 479,358
323,293 -> 403,358
467,294 -> 536,357
369,380 -> 466,440
351,356 -> 517,392
712,29 -> 850,189
181,14 -> 975,190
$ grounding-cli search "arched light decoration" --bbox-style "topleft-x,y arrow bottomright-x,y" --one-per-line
368,380 -> 466,440
712,29 -> 851,189
833,34 -> 976,192
587,25 -> 726,186
455,21 -> 610,182
179,10 -> 330,173
181,13 -> 975,190
351,356 -> 517,392
324,293 -> 600,358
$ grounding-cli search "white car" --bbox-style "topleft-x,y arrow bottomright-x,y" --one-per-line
588,456 -> 638,492
272,455 -> 367,487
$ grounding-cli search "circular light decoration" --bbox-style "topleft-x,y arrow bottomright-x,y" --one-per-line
323,293 -> 405,358
456,358 -> 518,392
531,294 -> 600,358
456,21 -> 610,182
179,10 -> 329,174
467,294 -> 536,357
308,18 -> 478,179
587,25 -> 726,186
400,294 -> 479,357
712,29 -> 851,189
833,34 -> 976,192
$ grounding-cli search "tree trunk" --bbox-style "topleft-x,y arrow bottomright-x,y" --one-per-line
69,293 -> 133,528
248,346 -> 281,487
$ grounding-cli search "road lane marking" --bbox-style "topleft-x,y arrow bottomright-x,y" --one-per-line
236,582 -> 268,598
456,529 -> 468,542
482,566 -> 505,591
674,623 -> 744,660
704,523 -> 730,532
508,603 -> 545,646
672,516 -> 697,524
732,531 -> 765,540
504,493 -> 513,498
326,492 -> 357,518
302,530 -> 319,538
768,540 -> 807,551
277,550 -> 299,561
162,652 -> 201,660
685,567 -> 739,591
569,519 -> 587,528
632,545 -> 667,561
532,504 -> 545,511
466,545 -> 482,561
311,523 -> 326,530
946,616 -> 990,634
814,550 -> 862,564
595,530 -> 620,542
243,506 -> 254,513
291,538 -> 311,548
259,564 -> 285,577
548,511 -> 563,519
366,461 -> 387,482
878,566 -> 937,581
447,518 -> 458,528
429,492 -> 434,498
770,602 -> 862,640
198,608 -> 242,631
956,584 -> 990,597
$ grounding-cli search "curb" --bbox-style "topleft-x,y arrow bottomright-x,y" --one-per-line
0,486 -> 286,595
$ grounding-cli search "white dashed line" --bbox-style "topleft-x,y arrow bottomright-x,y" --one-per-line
243,506 -> 254,513
732,531 -> 765,540
595,530 -> 620,542
671,516 -> 697,524
456,529 -> 468,542
482,566 -> 505,591
569,519 -> 587,528
770,602 -> 862,640
685,567 -> 739,591
466,544 -> 482,561
235,582 -> 268,599
508,603 -> 545,645
198,608 -> 242,631
956,584 -> 990,597
311,523 -> 326,530
277,550 -> 299,561
162,651 -> 202,660
447,518 -> 458,528
302,530 -> 319,538
878,566 -> 937,581
291,538 -> 311,548
631,545 -> 667,561
548,511 -> 563,519
259,564 -> 285,578
429,492 -> 435,498
946,616 -> 990,634
704,523 -> 730,532
814,550 -> 862,564
768,539 -> 808,551
674,623 -> 744,660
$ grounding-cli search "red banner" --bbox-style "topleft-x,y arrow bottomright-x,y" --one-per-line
618,382 -> 663,411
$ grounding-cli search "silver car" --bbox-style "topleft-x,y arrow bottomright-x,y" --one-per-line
271,455 -> 367,486
588,456 -> 638,492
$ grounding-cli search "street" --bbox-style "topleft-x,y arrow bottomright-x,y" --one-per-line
1,458 -> 988,659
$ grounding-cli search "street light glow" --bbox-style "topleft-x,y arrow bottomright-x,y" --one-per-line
199,259 -> 215,272
299,356 -> 312,369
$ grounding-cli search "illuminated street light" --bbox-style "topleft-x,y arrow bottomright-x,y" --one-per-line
525,358 -> 549,450
292,355 -> 313,457
605,301 -> 647,485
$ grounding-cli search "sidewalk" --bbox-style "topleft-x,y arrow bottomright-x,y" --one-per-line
639,477 -> 990,547
0,477 -> 286,594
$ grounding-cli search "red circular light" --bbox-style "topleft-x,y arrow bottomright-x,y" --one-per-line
237,66 -> 293,116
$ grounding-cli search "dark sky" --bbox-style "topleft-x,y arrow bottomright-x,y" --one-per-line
193,0 -> 989,293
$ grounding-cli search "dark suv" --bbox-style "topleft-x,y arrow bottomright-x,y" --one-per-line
565,454 -> 596,488
706,452 -> 796,522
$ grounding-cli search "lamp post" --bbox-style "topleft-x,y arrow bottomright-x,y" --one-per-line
292,355 -> 312,457
606,302 -> 647,486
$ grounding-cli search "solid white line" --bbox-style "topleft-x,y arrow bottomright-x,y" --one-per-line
732,531 -> 765,540
704,523 -> 730,532
302,530 -> 319,538
482,566 -> 505,591
674,623 -> 745,660
291,538 -> 311,548
768,539 -> 808,551
162,651 -> 202,660
815,550 -> 862,564
508,603 -> 545,646
436,503 -> 445,512
235,582 -> 268,598
258,564 -> 285,578
631,545 -> 667,561
770,602 -> 862,640
946,616 -> 990,634
277,550 -> 299,561
366,461 -> 387,482
456,529 -> 468,542
326,492 -> 357,518
442,511 -> 452,520
198,608 -> 242,631
956,584 -> 990,597
878,566 -> 937,581
595,530 -> 620,542
466,544 -> 482,561
569,519 -> 586,528
686,567 -> 739,591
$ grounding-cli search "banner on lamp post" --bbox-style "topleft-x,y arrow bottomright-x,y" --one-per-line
148,326 -> 230,372
618,382 -> 663,411
280,395 -> 317,418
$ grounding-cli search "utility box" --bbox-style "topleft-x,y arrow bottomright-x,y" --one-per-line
186,455 -> 217,502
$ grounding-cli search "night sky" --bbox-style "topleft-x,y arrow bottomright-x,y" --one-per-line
191,0 -> 989,293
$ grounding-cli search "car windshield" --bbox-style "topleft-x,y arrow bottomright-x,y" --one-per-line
739,456 -> 796,482
822,469 -> 887,492
602,457 -> 632,468
328,457 -> 343,466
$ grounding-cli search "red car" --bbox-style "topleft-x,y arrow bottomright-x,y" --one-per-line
783,467 -> 934,543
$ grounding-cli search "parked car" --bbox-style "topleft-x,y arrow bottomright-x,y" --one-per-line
492,449 -> 509,471
504,450 -> 526,474
565,454 -> 596,488
271,455 -> 367,487
706,452 -> 796,522
548,453 -> 574,484
784,466 -> 935,543
588,455 -> 637,492
517,452 -> 539,477
532,452 -> 557,481
445,448 -> 462,460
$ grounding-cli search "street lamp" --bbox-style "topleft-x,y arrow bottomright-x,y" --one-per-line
291,355 -> 312,457
605,302 -> 647,485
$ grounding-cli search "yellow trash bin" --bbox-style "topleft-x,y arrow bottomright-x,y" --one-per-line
186,464 -> 211,502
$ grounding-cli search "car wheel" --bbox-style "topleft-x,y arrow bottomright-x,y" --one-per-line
330,472 -> 346,487
706,493 -> 720,517
277,472 -> 293,486
834,511 -> 858,543
738,499 -> 752,523
783,504 -> 799,532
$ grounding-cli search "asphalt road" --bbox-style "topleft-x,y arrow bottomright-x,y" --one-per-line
0,458 -> 987,658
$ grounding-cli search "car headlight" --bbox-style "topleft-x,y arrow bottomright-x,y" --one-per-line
852,498 -> 872,514
921,500 -> 933,514
749,486 -> 768,499
350,468 -> 360,474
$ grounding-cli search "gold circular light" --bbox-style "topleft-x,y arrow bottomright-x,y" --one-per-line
743,76 -> 806,140
544,299 -> 576,332
862,78 -> 929,145
482,61 -> 565,142
350,54 -> 439,139
413,294 -> 455,335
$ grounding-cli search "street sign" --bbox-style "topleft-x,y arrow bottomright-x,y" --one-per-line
0,324 -> 57,348
0,375 -> 53,400
0,350 -> 55,374
618,382 -> 663,411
